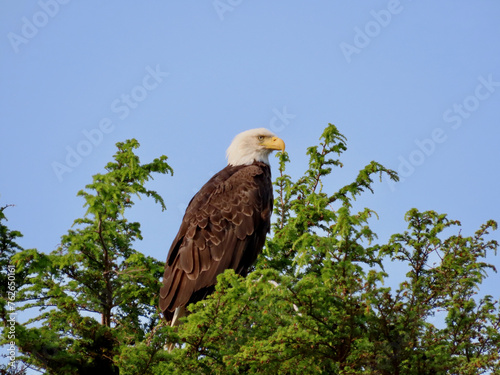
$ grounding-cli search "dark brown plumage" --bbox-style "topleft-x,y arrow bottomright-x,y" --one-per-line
159,161 -> 273,323
159,128 -> 284,328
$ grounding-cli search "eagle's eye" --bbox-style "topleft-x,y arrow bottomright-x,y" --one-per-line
258,135 -> 265,141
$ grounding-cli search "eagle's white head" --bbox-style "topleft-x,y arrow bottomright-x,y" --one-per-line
226,128 -> 286,166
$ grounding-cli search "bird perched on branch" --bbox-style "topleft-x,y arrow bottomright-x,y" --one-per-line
159,128 -> 285,329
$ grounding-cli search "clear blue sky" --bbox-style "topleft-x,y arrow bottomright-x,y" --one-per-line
1,0 -> 499,352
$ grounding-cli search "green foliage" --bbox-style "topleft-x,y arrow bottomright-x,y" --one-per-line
1,139 -> 172,374
164,124 -> 499,374
376,210 -> 499,374
1,126 -> 498,374
0,205 -> 29,374
0,205 -> 25,318
263,125 -> 398,277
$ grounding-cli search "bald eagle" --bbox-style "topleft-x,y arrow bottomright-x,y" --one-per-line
159,128 -> 285,326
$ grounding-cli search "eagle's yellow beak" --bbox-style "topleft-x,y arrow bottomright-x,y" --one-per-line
263,136 -> 285,152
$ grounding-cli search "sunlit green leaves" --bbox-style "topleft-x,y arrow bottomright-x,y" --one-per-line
1,127 -> 498,375
166,124 -> 498,374
1,139 -> 172,374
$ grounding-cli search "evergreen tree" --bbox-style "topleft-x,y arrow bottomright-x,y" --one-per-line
2,139 -> 172,374
1,125 -> 498,374
1,205 -> 28,375
164,125 -> 499,374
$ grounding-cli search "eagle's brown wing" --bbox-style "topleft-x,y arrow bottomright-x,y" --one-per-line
159,161 -> 272,322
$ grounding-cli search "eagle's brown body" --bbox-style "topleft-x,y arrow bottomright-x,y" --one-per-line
159,161 -> 273,322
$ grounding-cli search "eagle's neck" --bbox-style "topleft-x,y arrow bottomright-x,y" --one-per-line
226,145 -> 271,166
